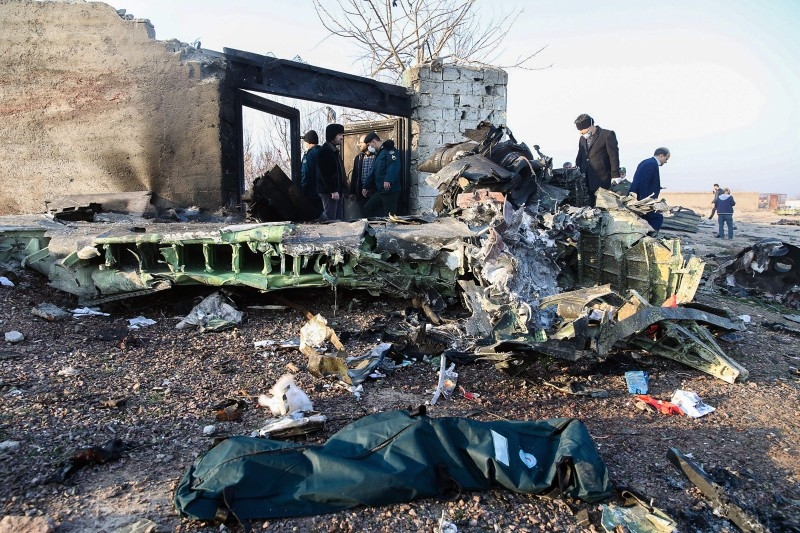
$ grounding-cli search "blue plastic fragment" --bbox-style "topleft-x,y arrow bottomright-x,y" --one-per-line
625,370 -> 649,394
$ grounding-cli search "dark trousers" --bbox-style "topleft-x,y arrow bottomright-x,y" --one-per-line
718,214 -> 733,239
319,194 -> 343,221
363,192 -> 400,218
642,212 -> 664,231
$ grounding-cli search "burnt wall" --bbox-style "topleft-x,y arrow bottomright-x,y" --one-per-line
0,1 -> 229,215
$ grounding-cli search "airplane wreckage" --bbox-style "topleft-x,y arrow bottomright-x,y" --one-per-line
0,123 -> 774,385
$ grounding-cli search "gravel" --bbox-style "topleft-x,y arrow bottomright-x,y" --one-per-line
1,217 -> 800,532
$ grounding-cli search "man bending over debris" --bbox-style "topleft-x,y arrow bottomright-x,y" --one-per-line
630,147 -> 670,233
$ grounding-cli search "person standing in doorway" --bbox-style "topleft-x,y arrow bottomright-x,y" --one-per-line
316,123 -> 346,221
629,147 -> 670,234
362,133 -> 401,217
299,130 -> 323,218
574,113 -> 621,206
715,187 -> 736,239
348,132 -> 377,217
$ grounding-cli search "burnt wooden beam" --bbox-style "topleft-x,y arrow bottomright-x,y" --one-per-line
222,48 -> 411,117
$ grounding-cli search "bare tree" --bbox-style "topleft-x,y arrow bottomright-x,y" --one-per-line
313,0 -> 546,82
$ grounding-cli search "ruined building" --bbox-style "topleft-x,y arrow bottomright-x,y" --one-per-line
0,0 -> 508,216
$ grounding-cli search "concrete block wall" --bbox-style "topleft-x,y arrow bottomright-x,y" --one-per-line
404,62 -> 508,214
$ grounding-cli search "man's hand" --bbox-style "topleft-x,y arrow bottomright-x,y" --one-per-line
331,192 -> 340,200
361,188 -> 370,198
383,182 -> 391,191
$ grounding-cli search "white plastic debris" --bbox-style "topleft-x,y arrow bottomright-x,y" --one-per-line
128,316 -> 157,329
202,425 -> 216,436
0,276 -> 14,287
4,331 -> 24,343
430,355 -> 458,406
253,339 -> 277,348
72,307 -> 110,317
258,374 -> 313,416
738,314 -> 751,323
438,510 -> 458,533
0,440 -> 21,452
670,389 -> 715,418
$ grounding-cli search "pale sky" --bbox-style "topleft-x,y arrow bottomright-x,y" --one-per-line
107,0 -> 800,196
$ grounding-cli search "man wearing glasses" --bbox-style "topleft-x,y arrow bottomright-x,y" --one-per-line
574,113 -> 621,206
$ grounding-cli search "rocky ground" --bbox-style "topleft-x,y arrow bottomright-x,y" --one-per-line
1,212 -> 799,532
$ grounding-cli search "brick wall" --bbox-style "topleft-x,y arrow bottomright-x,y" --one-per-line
404,62 -> 508,214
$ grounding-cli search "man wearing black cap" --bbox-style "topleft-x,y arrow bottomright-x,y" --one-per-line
316,123 -> 346,220
574,113 -> 620,206
300,130 -> 323,217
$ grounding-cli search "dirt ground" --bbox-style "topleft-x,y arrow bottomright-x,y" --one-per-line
1,211 -> 799,532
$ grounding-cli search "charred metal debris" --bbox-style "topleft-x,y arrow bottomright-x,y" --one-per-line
0,122 -> 750,383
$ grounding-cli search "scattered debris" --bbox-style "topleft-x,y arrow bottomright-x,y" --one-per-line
175,292 -> 242,331
430,355 -> 458,405
212,399 -> 247,422
51,439 -> 125,483
4,331 -> 24,343
670,390 -> 714,418
667,447 -> 767,533
625,371 -> 649,394
258,374 -> 313,416
31,303 -> 70,322
255,411 -> 328,439
97,397 -> 128,409
634,395 -> 684,416
710,239 -> 800,309
600,489 -> 678,532
0,440 -> 21,453
128,316 -> 156,329
660,206 -> 703,233
0,515 -> 56,533
72,307 -> 110,317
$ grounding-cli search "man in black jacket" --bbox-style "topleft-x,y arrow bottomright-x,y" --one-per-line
316,123 -> 346,221
574,114 -> 620,206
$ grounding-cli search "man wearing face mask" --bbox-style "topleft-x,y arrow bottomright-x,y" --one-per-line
348,133 -> 377,216
629,147 -> 670,234
362,132 -> 401,217
574,113 -> 620,206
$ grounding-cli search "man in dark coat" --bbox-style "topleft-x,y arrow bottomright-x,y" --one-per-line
316,123 -> 346,221
361,133 -> 401,217
299,130 -> 323,218
347,133 -> 376,217
629,147 -> 670,232
574,114 -> 621,206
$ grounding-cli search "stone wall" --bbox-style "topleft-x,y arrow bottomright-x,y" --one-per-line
0,1 -> 229,215
404,62 -> 508,214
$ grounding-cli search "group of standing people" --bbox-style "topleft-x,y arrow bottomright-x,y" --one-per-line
573,113 -> 739,239
299,125 -> 401,221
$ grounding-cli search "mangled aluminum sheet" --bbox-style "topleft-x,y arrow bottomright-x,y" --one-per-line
4,217 -> 473,304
